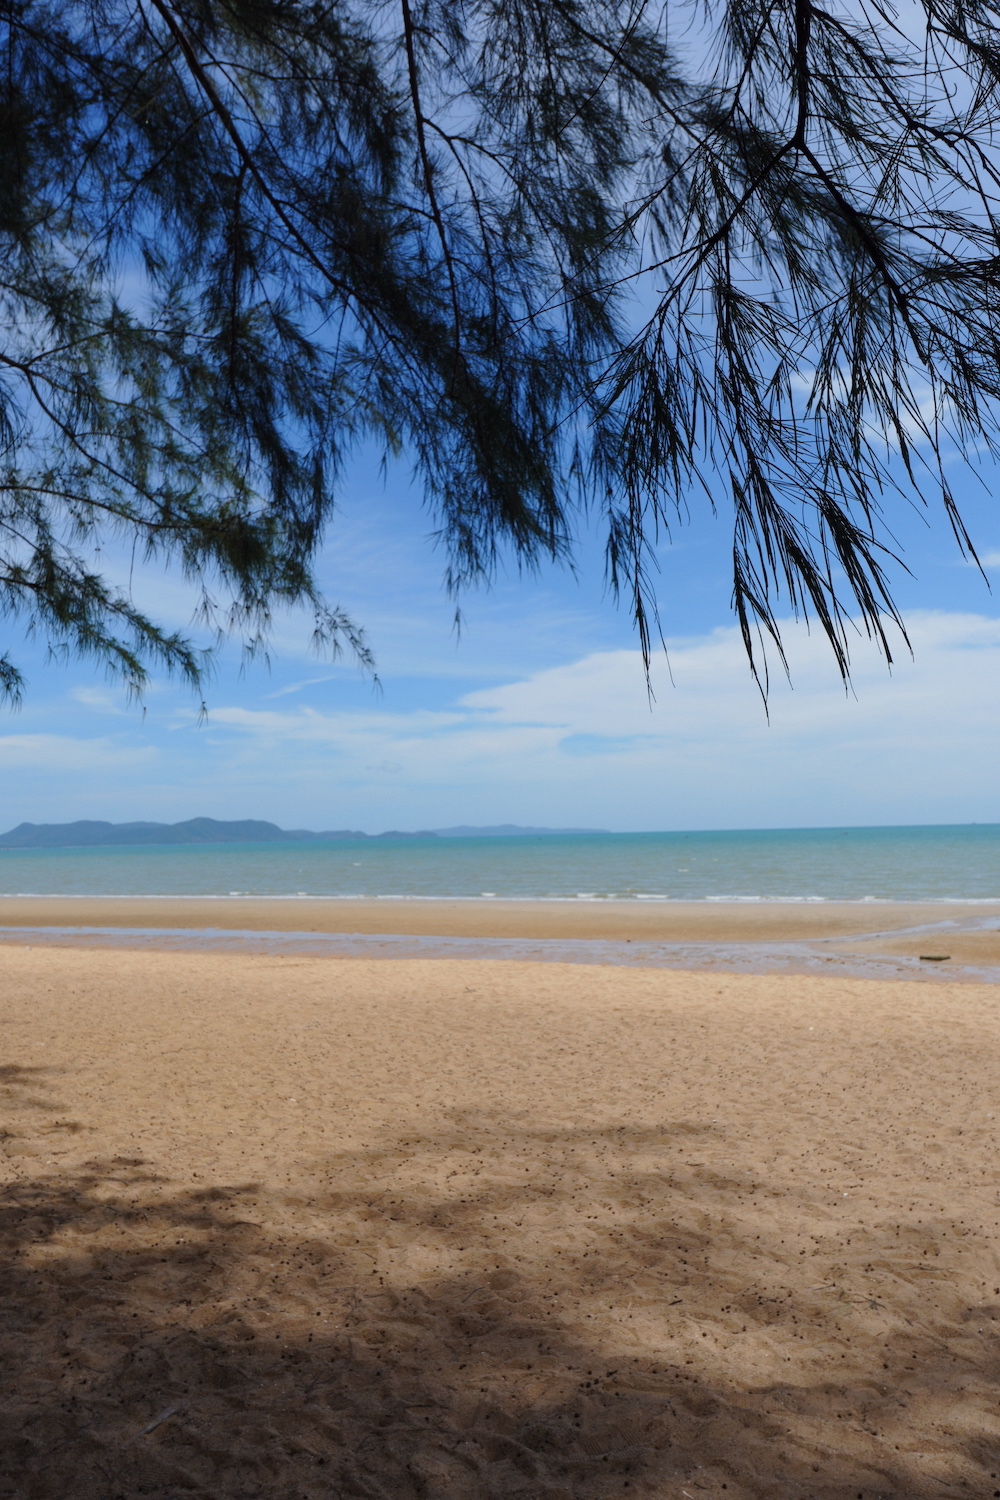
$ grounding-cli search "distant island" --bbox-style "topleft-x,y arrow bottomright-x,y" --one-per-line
433,824 -> 606,838
0,818 -> 609,849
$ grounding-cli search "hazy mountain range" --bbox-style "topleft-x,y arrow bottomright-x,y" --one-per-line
0,818 -> 608,848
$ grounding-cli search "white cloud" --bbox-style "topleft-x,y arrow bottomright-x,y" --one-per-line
159,610 -> 1000,829
3,610 -> 997,830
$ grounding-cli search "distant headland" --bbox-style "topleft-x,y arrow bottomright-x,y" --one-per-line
0,819 -> 609,849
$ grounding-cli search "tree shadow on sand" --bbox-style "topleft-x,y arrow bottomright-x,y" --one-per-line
0,1100 -> 997,1498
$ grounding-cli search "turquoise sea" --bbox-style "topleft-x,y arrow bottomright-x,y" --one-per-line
1,824 -> 999,901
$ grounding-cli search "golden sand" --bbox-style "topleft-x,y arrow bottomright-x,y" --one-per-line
1,945 -> 999,1495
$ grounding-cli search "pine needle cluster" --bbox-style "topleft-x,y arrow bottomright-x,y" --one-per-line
2,0 -> 998,697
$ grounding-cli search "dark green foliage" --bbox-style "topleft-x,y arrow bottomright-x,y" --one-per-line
1,0 -> 998,699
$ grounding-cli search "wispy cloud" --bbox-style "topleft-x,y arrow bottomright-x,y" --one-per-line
263,675 -> 341,700
70,687 -> 129,715
147,610 -> 1000,829
4,611 -> 999,831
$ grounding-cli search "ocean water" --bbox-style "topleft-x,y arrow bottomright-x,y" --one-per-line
0,825 -> 998,901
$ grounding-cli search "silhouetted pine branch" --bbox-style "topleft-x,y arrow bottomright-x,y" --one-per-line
1,0 -> 999,698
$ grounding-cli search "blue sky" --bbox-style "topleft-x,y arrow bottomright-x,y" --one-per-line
3,439 -> 1000,834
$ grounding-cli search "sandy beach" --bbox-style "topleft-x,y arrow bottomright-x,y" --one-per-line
2,944 -> 999,1496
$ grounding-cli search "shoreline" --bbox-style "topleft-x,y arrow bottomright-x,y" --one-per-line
0,892 -> 997,935
4,890 -> 1000,902
0,895 -> 999,979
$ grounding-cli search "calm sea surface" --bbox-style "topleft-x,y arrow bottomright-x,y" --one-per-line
0,825 -> 998,901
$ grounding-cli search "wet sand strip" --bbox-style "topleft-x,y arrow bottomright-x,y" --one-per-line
1,896 -> 999,980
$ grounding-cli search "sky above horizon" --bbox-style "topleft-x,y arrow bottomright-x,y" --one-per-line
4,441 -> 1000,834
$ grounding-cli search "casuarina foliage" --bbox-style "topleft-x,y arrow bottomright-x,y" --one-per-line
2,0 -> 998,698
